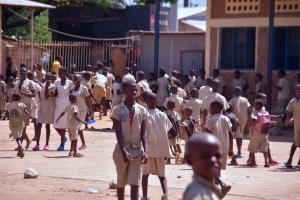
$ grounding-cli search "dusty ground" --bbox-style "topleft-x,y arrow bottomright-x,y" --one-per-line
0,116 -> 299,200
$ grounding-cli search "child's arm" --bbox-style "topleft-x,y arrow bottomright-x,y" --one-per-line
270,113 -> 284,119
113,118 -> 133,164
250,118 -> 258,126
55,112 -> 65,123
85,96 -> 94,120
228,130 -> 234,157
24,108 -> 33,118
179,123 -> 187,127
202,109 -> 208,126
176,121 -> 181,138
19,89 -> 36,97
116,89 -> 122,95
2,87 -> 6,99
284,111 -> 293,126
73,113 -> 88,125
140,119 -> 148,164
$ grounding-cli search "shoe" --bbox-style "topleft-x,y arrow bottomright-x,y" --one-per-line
269,159 -> 281,165
73,153 -> 84,157
43,145 -> 50,150
18,148 -> 25,158
32,145 -> 40,151
235,152 -> 242,158
165,160 -> 171,164
161,195 -> 169,200
25,140 -> 32,150
284,162 -> 293,168
57,146 -> 65,151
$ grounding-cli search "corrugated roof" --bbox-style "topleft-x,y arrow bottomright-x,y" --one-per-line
129,30 -> 205,35
0,0 -> 56,9
178,7 -> 206,20
180,19 -> 206,31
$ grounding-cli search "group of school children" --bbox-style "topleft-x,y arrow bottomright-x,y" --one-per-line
2,59 -> 300,200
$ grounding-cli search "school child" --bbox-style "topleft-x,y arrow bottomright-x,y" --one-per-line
0,74 -> 6,116
202,79 -> 229,125
255,73 -> 266,94
294,74 -> 300,88
56,94 -> 87,157
122,67 -> 136,83
5,93 -> 33,157
284,84 -> 300,168
111,75 -> 123,109
72,74 -> 93,150
81,72 -> 97,101
232,70 -> 249,96
110,81 -> 149,200
174,79 -> 187,99
164,100 -> 181,164
14,67 -> 36,150
157,71 -> 170,109
229,87 -> 251,158
142,93 -> 172,200
176,73 -> 185,88
171,70 -> 178,84
184,88 -> 202,125
147,72 -> 157,93
213,69 -> 226,95
7,79 -> 15,102
140,91 -> 149,109
36,63 -> 46,83
102,67 -> 115,116
189,69 -> 196,83
183,75 -> 196,96
204,101 -> 233,198
198,77 -> 213,103
195,69 -> 207,89
183,133 -> 222,200
137,71 -> 151,104
51,71 -> 58,82
53,67 -> 75,151
247,99 -> 277,167
163,85 -> 184,114
34,72 -> 55,151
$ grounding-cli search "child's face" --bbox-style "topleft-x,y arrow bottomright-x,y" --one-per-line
52,75 -> 57,83
234,72 -> 240,79
254,76 -> 260,83
84,75 -> 91,81
69,97 -> 77,103
199,71 -> 205,78
123,84 -> 138,100
11,84 -> 15,88
254,102 -> 263,110
73,76 -> 81,85
278,72 -> 283,79
172,72 -> 176,77
170,88 -> 178,94
234,89 -> 241,96
184,109 -> 192,117
211,82 -> 220,92
213,70 -> 218,77
257,96 -> 267,105
148,75 -> 153,81
190,71 -> 195,77
295,85 -> 300,98
58,70 -> 66,79
1,76 -> 5,81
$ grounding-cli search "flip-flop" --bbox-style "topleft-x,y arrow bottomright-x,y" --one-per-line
235,152 -> 242,158
79,145 -> 86,150
25,140 -> 32,150
18,148 -> 25,158
57,146 -> 65,151
68,152 -> 74,156
73,153 -> 84,157
228,160 -> 238,165
284,162 -> 293,168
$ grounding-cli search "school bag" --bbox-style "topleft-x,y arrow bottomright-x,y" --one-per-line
226,112 -> 239,132
165,112 -> 179,139
252,110 -> 271,134
10,107 -> 23,128
185,117 -> 201,138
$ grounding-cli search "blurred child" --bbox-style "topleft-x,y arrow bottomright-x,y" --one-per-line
183,133 -> 222,200
198,77 -> 213,103
137,71 -> 151,104
174,79 -> 187,99
5,92 -> 33,158
226,104 -> 239,165
232,70 -> 249,97
184,88 -> 202,125
171,70 -> 178,84
255,73 -> 266,94
183,75 -> 196,96
111,75 -> 122,109
204,101 -> 233,198
148,72 -> 157,93
56,94 -> 87,157
142,93 -> 172,200
213,69 -> 226,95
163,85 -> 184,114
189,69 -> 196,83
140,91 -> 149,109
195,69 -> 207,89
0,74 -> 6,116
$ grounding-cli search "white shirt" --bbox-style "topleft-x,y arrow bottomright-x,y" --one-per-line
278,77 -> 290,99
203,92 -> 229,118
195,77 -> 207,88
31,82 -> 41,108
184,98 -> 203,123
122,73 -> 136,83
105,73 -> 115,88
184,81 -> 196,94
93,74 -> 107,87
163,94 -> 184,115
229,96 -> 250,124
215,76 -> 226,94
256,81 -> 266,94
232,77 -> 246,90
157,77 -> 169,97
198,86 -> 212,102
146,109 -> 172,158
177,87 -> 187,98
137,80 -> 151,95
189,76 -> 196,83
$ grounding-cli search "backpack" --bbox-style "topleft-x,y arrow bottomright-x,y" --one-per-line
185,117 -> 201,138
226,112 -> 239,132
10,108 -> 23,128
165,112 -> 179,139
252,111 -> 271,134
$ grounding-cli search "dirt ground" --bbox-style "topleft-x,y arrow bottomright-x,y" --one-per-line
0,116 -> 299,200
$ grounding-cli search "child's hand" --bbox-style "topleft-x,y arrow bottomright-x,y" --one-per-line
55,119 -> 59,123
84,121 -> 88,125
228,149 -> 234,158
278,113 -> 285,119
270,121 -> 277,126
284,119 -> 293,126
142,152 -> 148,164
121,150 -> 132,164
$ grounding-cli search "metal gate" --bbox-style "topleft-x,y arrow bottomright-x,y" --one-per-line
180,50 -> 205,77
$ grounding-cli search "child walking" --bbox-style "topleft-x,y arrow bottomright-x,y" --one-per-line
56,94 -> 88,157
5,92 -> 33,158
0,74 -> 6,116
111,75 -> 122,109
110,81 -> 149,200
163,85 -> 184,114
184,88 -> 202,125
142,93 -> 172,200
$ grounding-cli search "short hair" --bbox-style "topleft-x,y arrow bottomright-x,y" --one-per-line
213,69 -> 220,75
256,93 -> 267,99
0,74 -> 6,78
27,71 -> 33,76
137,71 -> 145,76
170,85 -> 178,91
278,70 -> 286,77
149,72 -> 155,77
20,64 -> 27,69
123,81 -> 136,90
12,92 -> 22,101
167,100 -> 175,107
115,75 -> 121,80
56,56 -> 63,60
234,70 -> 241,75
159,70 -> 165,77
51,71 -> 57,75
6,57 -> 12,61
141,91 -> 149,99
183,75 -> 189,80
46,72 -> 53,77
93,66 -> 98,70
84,72 -> 91,78
254,99 -> 264,109
37,63 -> 42,68
210,100 -> 224,111
59,67 -> 68,73
256,73 -> 263,80
234,86 -> 242,92
146,93 -> 157,101
174,79 -> 181,86
190,69 -> 195,72
69,94 -> 77,99
124,67 -> 130,71
199,69 -> 206,73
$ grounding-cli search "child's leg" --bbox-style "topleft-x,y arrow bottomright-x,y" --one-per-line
84,114 -> 89,129
286,142 -> 297,165
55,128 -> 66,147
142,174 -> 149,198
216,172 -> 231,198
78,130 -> 86,148
117,187 -> 125,200
36,123 -> 42,146
69,140 -> 74,154
32,118 -> 38,140
248,152 -> 257,166
158,176 -> 168,195
236,138 -> 243,155
73,140 -> 78,155
263,152 -> 270,167
45,124 -> 51,146
130,185 -> 139,200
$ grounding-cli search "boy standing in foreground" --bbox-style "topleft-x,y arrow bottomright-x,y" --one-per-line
142,93 -> 172,200
111,81 -> 149,200
183,133 -> 222,200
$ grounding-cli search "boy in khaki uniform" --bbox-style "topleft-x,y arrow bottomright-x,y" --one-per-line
284,84 -> 300,168
142,93 -> 172,200
110,81 -> 149,200
163,85 -> 184,115
0,75 -> 6,113
183,133 -> 222,200
184,88 -> 202,125
229,87 -> 251,158
56,94 -> 87,157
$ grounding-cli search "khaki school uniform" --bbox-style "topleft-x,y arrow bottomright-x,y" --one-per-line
229,96 -> 250,138
37,69 -> 46,83
203,92 -> 229,119
0,81 -> 6,111
122,73 -> 136,83
215,76 -> 226,94
111,102 -> 150,187
183,174 -> 221,200
72,85 -> 90,131
198,86 -> 212,103
286,98 -> 300,147
181,117 -> 192,152
232,78 -> 246,90
177,87 -> 187,98
148,80 -> 157,92
184,98 -> 203,125
37,83 -> 55,124
165,110 -> 181,146
91,74 -> 107,104
5,101 -> 26,139
157,77 -> 170,106
163,94 -> 184,116
184,81 -> 196,95
274,77 -> 290,114
14,79 -> 35,126
81,79 -> 91,90
137,80 -> 151,95
256,81 -> 266,94
105,73 -> 115,101
205,114 -> 232,170
195,77 -> 207,88
143,109 -> 172,177
64,103 -> 81,141
247,110 -> 268,153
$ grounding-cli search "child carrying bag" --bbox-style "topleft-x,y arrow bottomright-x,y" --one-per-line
185,117 -> 201,138
252,111 -> 272,134
165,113 -> 179,139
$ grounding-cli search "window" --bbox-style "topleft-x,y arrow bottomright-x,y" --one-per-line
226,0 -> 260,14
275,0 -> 300,12
274,27 -> 300,70
220,28 -> 256,70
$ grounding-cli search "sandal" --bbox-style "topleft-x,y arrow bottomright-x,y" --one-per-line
79,145 -> 86,150
73,153 -> 84,157
269,159 -> 281,165
32,145 -> 40,151
18,148 -> 25,158
25,140 -> 32,150
284,162 -> 293,168
228,160 -> 238,165
68,152 -> 74,156
57,146 -> 65,151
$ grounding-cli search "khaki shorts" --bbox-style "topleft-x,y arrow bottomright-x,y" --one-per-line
234,123 -> 246,139
248,138 -> 268,153
113,147 -> 143,188
295,129 -> 300,147
143,157 -> 165,177
221,153 -> 227,170
68,127 -> 78,141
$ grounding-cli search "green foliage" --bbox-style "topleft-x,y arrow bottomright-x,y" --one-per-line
3,10 -> 51,42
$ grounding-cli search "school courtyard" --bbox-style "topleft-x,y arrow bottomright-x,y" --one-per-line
0,116 -> 299,200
